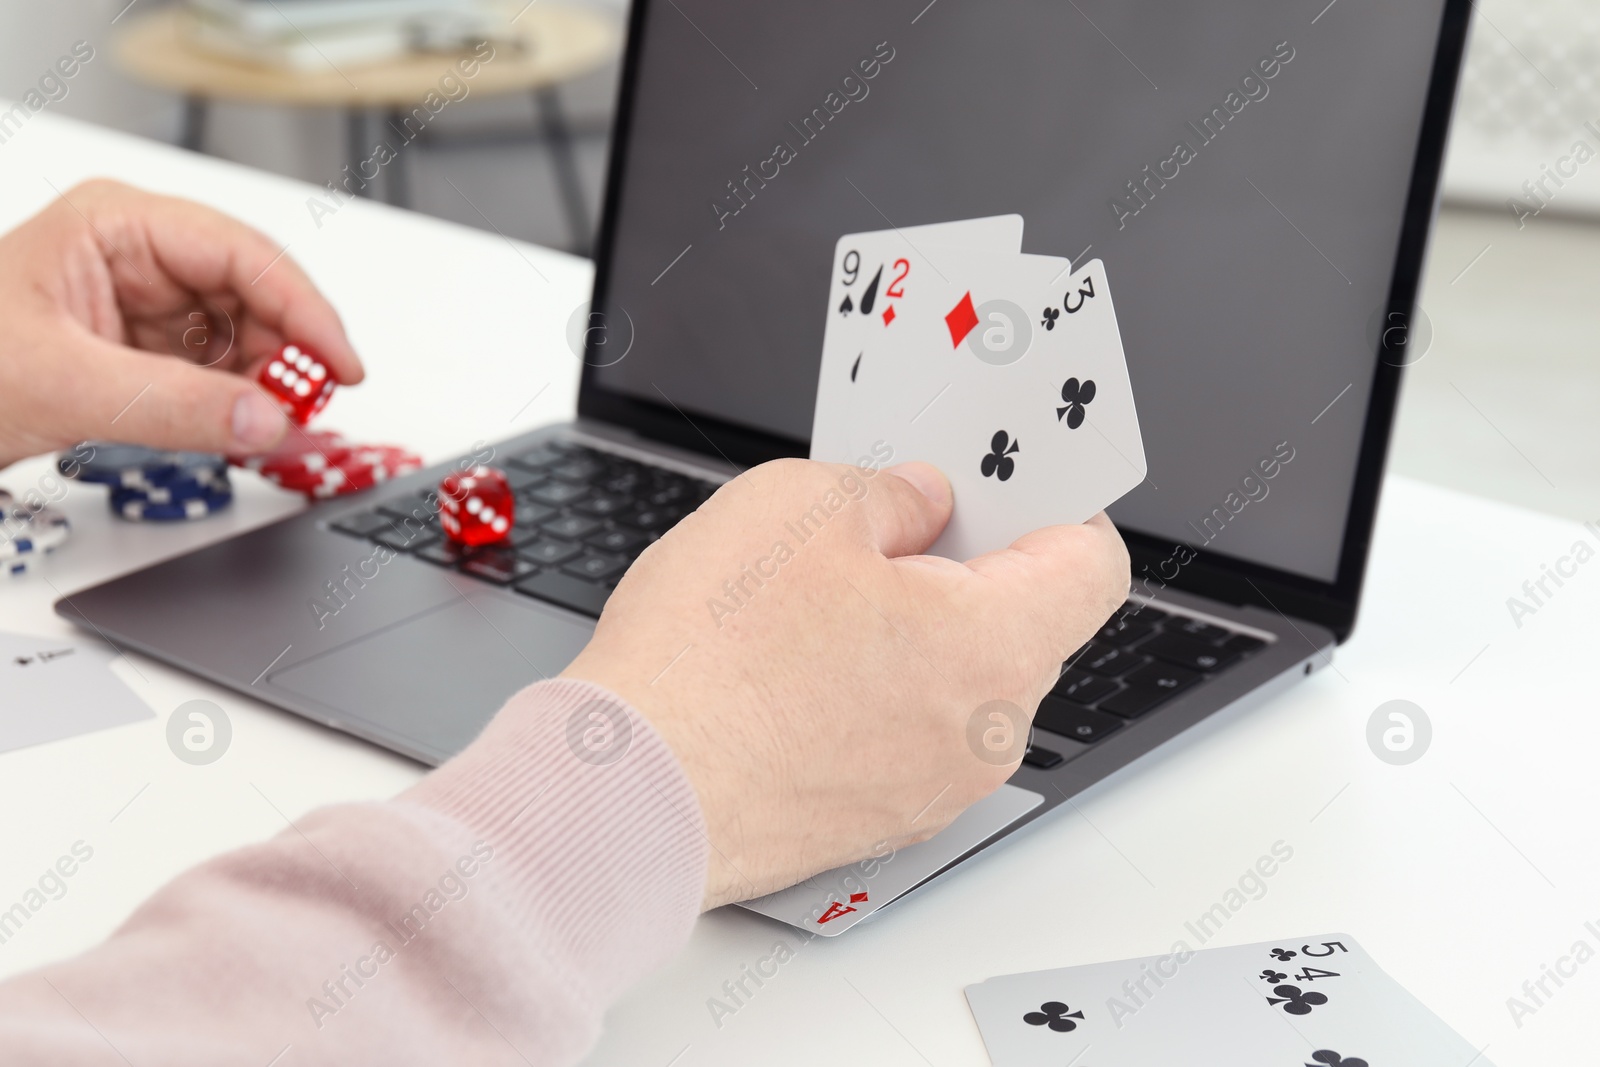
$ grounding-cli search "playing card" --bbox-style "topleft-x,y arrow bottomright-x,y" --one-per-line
813,235 -> 1146,561
815,217 -> 1026,465
739,782 -> 1043,937
0,631 -> 154,754
927,257 -> 1146,559
822,215 -> 1024,350
965,934 -> 1493,1066
1232,936 -> 1496,1067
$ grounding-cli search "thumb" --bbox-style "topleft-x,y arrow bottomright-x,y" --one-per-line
966,512 -> 1132,659
67,334 -> 288,455
862,462 -> 953,558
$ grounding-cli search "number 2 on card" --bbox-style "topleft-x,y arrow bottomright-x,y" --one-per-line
886,258 -> 909,298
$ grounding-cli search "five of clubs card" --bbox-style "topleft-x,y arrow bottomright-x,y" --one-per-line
810,216 -> 1148,560
964,934 -> 1494,1065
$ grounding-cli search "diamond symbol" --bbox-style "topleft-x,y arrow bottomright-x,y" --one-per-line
849,892 -> 868,903
882,304 -> 896,326
946,292 -> 979,347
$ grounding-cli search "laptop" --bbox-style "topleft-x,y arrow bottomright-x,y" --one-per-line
57,0 -> 1471,933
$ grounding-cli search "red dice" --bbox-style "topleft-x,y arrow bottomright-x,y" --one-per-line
438,466 -> 514,547
259,343 -> 336,425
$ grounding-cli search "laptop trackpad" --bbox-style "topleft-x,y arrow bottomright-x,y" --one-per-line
269,595 -> 595,761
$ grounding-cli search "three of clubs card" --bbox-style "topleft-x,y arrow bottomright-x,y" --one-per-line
964,934 -> 1493,1066
810,216 -> 1147,560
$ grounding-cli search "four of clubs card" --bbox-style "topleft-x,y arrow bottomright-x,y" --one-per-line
811,216 -> 1147,560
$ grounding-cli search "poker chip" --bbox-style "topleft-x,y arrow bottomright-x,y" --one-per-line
242,430 -> 422,501
0,504 -> 72,573
111,485 -> 234,522
61,418 -> 422,514
62,444 -> 228,488
59,442 -> 237,522
231,429 -> 349,474
112,470 -> 230,506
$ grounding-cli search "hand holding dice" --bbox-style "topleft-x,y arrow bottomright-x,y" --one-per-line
259,343 -> 336,425
439,466 -> 514,548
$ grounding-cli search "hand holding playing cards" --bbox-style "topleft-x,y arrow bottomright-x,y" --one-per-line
0,179 -> 362,468
561,457 -> 1129,910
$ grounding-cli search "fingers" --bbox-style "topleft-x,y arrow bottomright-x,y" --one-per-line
862,462 -> 953,558
964,512 -> 1132,657
63,329 -> 288,454
77,181 -> 363,385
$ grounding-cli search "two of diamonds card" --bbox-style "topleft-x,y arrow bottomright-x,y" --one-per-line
964,934 -> 1493,1066
810,218 -> 1147,560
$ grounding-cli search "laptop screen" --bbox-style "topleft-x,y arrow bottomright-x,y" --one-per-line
588,0 -> 1451,584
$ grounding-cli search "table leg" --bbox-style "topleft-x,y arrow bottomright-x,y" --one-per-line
534,87 -> 591,256
347,110 -> 373,198
180,96 -> 208,154
383,109 -> 411,209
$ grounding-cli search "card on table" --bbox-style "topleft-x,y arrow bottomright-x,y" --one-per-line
812,220 -> 1147,561
965,933 -> 1493,1066
0,630 -> 154,754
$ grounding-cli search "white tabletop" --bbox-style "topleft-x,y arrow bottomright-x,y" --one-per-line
1,112 -> 1594,1066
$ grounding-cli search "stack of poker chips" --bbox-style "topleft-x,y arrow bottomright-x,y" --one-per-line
230,426 -> 423,500
59,444 -> 235,521
0,490 -> 73,576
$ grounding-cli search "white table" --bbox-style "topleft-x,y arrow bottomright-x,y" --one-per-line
1,112 -> 1595,1066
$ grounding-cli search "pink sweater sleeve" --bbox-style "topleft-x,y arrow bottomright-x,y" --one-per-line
0,679 -> 708,1066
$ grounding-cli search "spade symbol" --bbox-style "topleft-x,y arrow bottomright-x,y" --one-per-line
839,293 -> 854,316
859,266 -> 883,316
850,353 -> 862,382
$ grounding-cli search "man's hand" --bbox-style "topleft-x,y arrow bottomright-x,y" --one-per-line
0,179 -> 362,468
562,458 -> 1130,909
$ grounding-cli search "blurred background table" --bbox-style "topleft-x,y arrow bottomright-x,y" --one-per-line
111,3 -> 619,252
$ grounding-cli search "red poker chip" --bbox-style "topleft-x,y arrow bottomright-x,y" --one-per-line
238,426 -> 422,501
230,429 -> 350,475
276,448 -> 422,500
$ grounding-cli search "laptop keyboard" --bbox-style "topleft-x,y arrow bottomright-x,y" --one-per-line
331,440 -> 1267,767
1021,603 -> 1267,768
330,439 -> 720,618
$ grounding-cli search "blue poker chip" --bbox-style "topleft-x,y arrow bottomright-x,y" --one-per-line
61,443 -> 229,487
0,505 -> 71,562
111,485 -> 233,522
111,470 -> 233,506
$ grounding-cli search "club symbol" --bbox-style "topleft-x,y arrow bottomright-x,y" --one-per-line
1041,306 -> 1060,330
1267,984 -> 1328,1016
1269,947 -> 1298,962
1056,377 -> 1097,429
839,293 -> 854,316
981,431 -> 1020,482
1022,1001 -> 1085,1033
1308,1052 -> 1369,1067
1259,969 -> 1288,983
